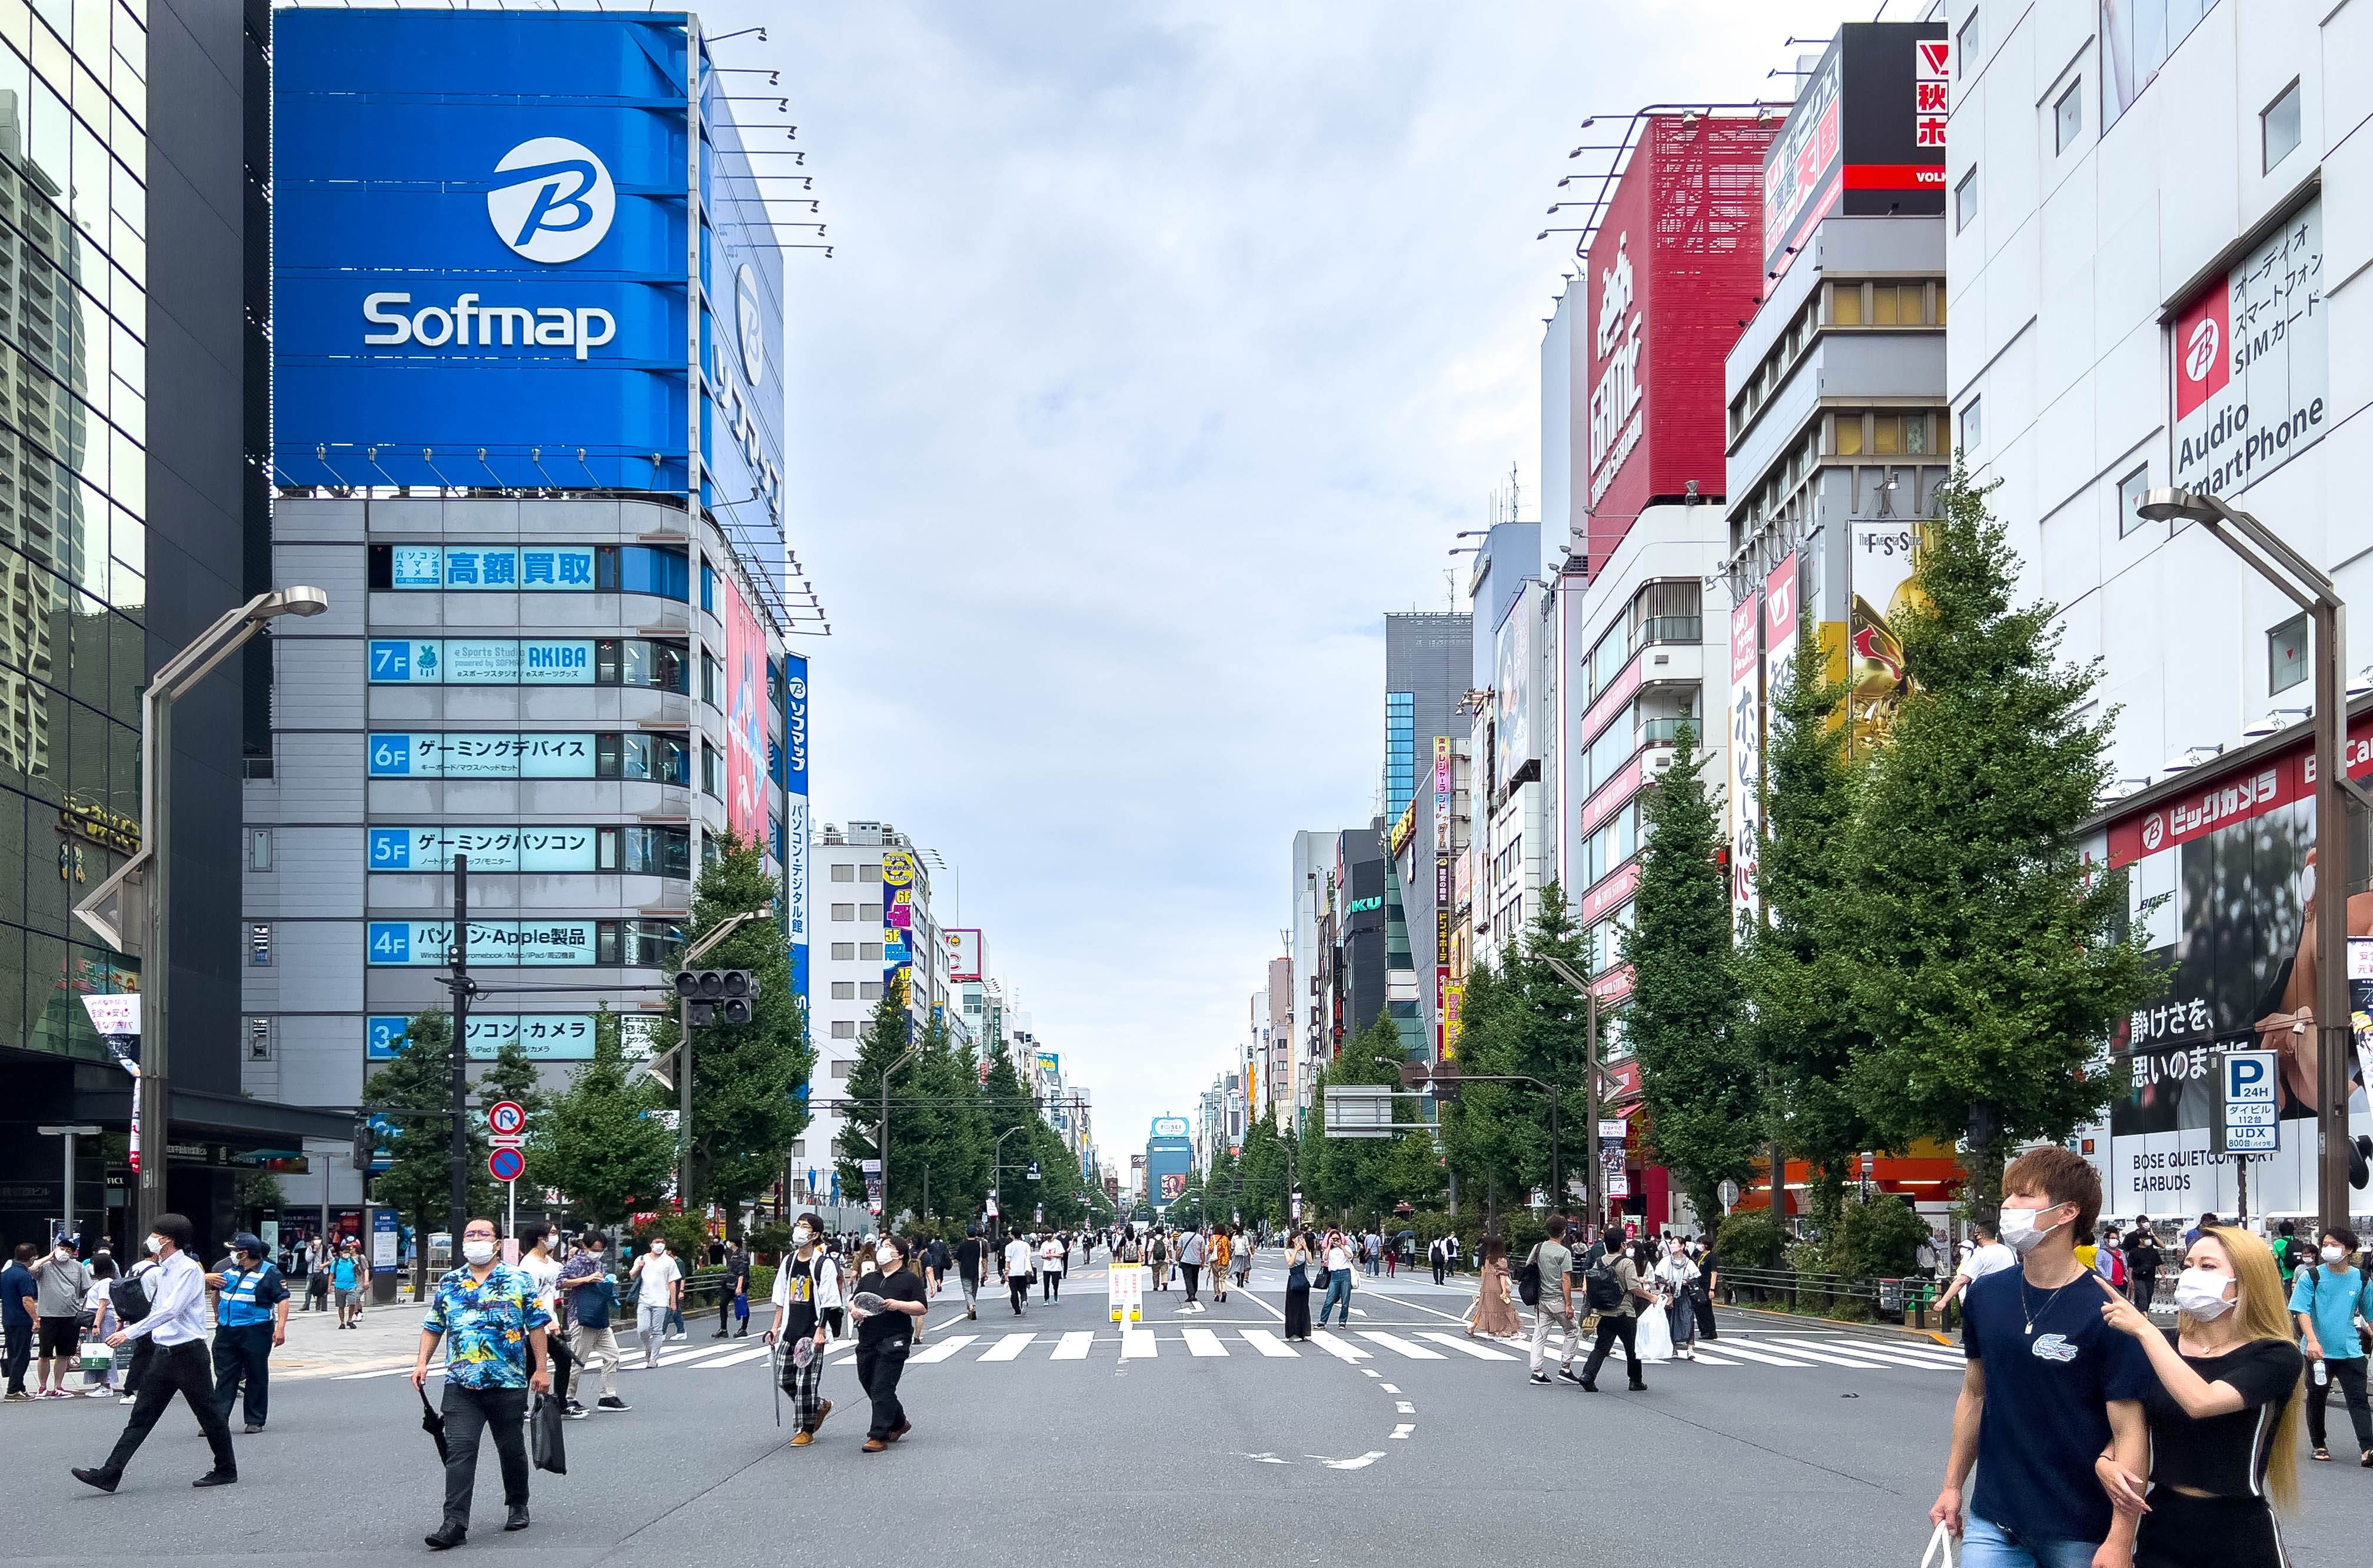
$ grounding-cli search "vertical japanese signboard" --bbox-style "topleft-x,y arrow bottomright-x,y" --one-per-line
783,653 -> 809,1009
1727,594 -> 1763,922
1433,735 -> 1453,1059
2171,200 -> 2326,499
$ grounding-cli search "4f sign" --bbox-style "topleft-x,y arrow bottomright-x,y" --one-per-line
487,138 -> 616,264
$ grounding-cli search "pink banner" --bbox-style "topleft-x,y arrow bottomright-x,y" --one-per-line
720,569 -> 768,845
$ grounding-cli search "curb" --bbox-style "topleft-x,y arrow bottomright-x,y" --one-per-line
1715,1301 -> 1956,1348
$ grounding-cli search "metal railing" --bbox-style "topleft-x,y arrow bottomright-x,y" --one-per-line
1716,1265 -> 1942,1320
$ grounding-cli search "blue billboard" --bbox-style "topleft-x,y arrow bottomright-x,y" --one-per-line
272,8 -> 785,523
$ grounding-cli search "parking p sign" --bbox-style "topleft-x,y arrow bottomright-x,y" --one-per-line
2221,1049 -> 2279,1154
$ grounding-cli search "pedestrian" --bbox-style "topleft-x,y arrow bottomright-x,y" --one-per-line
30,1235 -> 92,1398
629,1235 -> 682,1368
2186,1212 -> 2218,1248
1576,1228 -> 1653,1392
1654,1238 -> 1700,1361
1283,1231 -> 1314,1340
1524,1218 -> 1581,1386
851,1234 -> 928,1453
70,1212 -> 241,1493
1233,1230 -> 1254,1290
1210,1224 -> 1232,1304
1039,1232 -> 1066,1303
2270,1220 -> 2302,1291
204,1231 -> 288,1433
817,1238 -> 849,1342
954,1224 -> 985,1321
1927,1145 -> 2153,1566
1692,1235 -> 1720,1341
556,1230 -> 626,1416
1179,1226 -> 1207,1304
1148,1230 -> 1169,1291
713,1240 -> 751,1338
768,1212 -> 835,1447
333,1238 -> 365,1328
4,1242 -> 39,1400
1428,1235 -> 1447,1287
1003,1228 -> 1032,1315
1318,1228 -> 1355,1328
2286,1224 -> 2372,1466
2091,1224 -> 2302,1566
1468,1238 -> 1521,1340
1936,1218 -> 2017,1314
410,1217 -> 553,1550
304,1247 -> 330,1314
2126,1225 -> 2164,1313
82,1254 -> 122,1397
513,1222 -> 574,1413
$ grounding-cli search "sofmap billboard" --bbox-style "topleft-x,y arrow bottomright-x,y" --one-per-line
784,654 -> 810,1009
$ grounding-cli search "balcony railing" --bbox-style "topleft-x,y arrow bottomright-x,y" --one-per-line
1635,615 -> 1703,646
1640,716 -> 1697,745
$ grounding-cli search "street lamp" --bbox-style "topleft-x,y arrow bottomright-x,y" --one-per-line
75,586 -> 329,1240
2136,485 -> 2373,1235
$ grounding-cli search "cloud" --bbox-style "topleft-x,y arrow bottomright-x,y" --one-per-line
703,0 -> 1877,1163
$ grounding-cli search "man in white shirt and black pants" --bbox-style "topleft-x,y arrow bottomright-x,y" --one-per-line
73,1213 -> 240,1491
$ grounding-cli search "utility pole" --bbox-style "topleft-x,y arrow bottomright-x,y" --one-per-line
445,855 -> 474,1243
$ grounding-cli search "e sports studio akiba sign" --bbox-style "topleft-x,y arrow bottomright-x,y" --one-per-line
272,9 -> 786,506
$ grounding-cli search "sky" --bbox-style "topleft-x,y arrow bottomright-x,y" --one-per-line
699,1 -> 1885,1161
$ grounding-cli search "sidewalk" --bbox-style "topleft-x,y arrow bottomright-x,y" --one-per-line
275,1288 -> 433,1381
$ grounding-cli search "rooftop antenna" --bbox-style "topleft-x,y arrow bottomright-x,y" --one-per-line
1507,460 -> 1523,523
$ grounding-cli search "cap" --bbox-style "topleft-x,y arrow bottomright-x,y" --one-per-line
231,1232 -> 265,1255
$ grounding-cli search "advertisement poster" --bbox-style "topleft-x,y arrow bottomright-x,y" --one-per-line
2106,768 -> 2373,1217
1847,521 -> 1924,747
2171,199 -> 2326,499
783,653 -> 809,1008
1727,593 -> 1762,919
880,851 -> 916,1034
720,570 -> 769,846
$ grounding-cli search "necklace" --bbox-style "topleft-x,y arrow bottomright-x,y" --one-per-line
2018,1267 -> 2085,1336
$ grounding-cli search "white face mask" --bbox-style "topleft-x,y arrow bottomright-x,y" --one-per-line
2173,1267 -> 2235,1319
1997,1203 -> 2065,1255
793,1227 -> 812,1245
144,1236 -> 164,1255
650,1244 -> 665,1256
2322,1245 -> 2349,1265
463,1240 -> 497,1266
876,1247 -> 898,1268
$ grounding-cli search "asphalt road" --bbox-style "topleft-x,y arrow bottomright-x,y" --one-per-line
7,1258 -> 2368,1566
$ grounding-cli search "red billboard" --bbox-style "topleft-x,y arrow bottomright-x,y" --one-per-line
1581,114 -> 1777,573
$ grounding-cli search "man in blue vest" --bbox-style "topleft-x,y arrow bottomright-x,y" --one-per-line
206,1233 -> 288,1434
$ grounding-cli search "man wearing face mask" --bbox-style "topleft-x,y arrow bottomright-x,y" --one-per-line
413,1218 -> 552,1550
767,1213 -> 836,1445
629,1238 -> 682,1368
849,1234 -> 928,1452
71,1213 -> 241,1491
2287,1225 -> 2373,1465
557,1231 -> 625,1416
204,1232 -> 288,1433
1930,1147 -> 2152,1568
29,1236 -> 92,1398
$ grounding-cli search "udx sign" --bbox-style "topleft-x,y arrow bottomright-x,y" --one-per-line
2219,1049 -> 2279,1154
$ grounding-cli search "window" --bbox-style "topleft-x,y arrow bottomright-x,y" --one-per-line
597,732 -> 692,786
1960,397 -> 1983,452
830,981 -> 855,1000
250,923 -> 272,966
702,742 -> 721,798
593,639 -> 691,692
832,903 -> 855,921
1830,282 -> 1863,325
831,863 -> 855,882
700,562 -> 716,614
858,863 -> 882,884
593,545 -> 690,600
702,653 -> 722,706
830,942 -> 855,960
1836,414 -> 1865,456
248,828 -> 273,871
1956,11 -> 1977,77
2054,80 -> 2082,155
1631,579 -> 1701,646
2116,465 -> 2152,537
860,942 -> 884,961
859,903 -> 883,923
248,1018 -> 273,1061
859,982 -> 884,1001
2262,79 -> 2301,172
1955,167 -> 1978,231
790,1141 -> 806,1159
2269,615 -> 2309,695
597,826 -> 689,877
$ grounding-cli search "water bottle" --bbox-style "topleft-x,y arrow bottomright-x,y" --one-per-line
2313,1358 -> 2329,1388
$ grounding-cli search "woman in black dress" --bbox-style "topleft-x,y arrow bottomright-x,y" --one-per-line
2092,1224 -> 2301,1568
1282,1230 -> 1314,1340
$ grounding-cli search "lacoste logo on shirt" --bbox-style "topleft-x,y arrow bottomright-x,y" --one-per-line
2030,1334 -> 2080,1363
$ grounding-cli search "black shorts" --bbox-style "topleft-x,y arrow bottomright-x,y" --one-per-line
38,1317 -> 81,1358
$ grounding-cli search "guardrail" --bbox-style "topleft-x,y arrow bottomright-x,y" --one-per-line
1716,1265 -> 1943,1324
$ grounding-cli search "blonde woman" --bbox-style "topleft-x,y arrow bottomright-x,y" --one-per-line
2092,1224 -> 2302,1568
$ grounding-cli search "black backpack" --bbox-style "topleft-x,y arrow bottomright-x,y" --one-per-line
1583,1250 -> 1625,1313
110,1270 -> 152,1324
1514,1245 -> 1544,1307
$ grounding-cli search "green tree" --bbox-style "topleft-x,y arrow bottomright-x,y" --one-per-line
905,1020 -> 989,1224
836,977 -> 919,1221
1741,619 -> 1875,1234
643,831 -> 811,1233
531,1007 -> 675,1227
1844,464 -> 2155,1220
364,1011 -> 494,1293
1624,721 -> 1762,1227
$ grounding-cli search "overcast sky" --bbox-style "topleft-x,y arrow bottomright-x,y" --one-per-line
705,1 -> 1880,1161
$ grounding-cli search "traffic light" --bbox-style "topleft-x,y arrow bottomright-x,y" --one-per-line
674,968 -> 760,1026
351,1119 -> 373,1172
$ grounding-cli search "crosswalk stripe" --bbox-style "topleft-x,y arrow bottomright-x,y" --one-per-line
979,1333 -> 1036,1362
336,1365 -> 438,1380
909,1334 -> 978,1364
1238,1329 -> 1298,1358
1183,1328 -> 1228,1357
694,1346 -> 774,1368
1052,1332 -> 1095,1360
1122,1328 -> 1157,1358
1308,1331 -> 1370,1363
1731,1338 -> 1894,1369
1357,1331 -> 1445,1360
1760,1337 -> 1961,1370
1696,1340 -> 1815,1367
1417,1332 -> 1520,1361
653,1341 -> 747,1367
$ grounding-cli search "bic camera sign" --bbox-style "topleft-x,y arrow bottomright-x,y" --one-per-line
358,137 -> 621,360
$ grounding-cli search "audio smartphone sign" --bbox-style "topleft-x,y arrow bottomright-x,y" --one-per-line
2171,201 -> 2327,499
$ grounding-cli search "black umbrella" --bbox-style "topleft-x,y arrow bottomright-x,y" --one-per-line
769,1334 -> 781,1429
417,1381 -> 448,1463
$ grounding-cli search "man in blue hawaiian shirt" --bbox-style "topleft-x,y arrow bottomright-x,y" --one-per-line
413,1218 -> 551,1550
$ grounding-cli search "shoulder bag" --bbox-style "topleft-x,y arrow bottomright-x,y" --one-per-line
1514,1245 -> 1544,1307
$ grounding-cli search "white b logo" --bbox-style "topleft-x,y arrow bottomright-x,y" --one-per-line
2182,318 -> 2220,385
487,138 -> 616,264
2140,813 -> 2165,852
734,264 -> 765,387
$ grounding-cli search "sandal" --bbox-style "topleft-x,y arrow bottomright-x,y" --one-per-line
2311,1447 -> 2331,1461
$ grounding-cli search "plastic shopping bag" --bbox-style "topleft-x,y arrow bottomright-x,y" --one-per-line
1919,1522 -> 1956,1568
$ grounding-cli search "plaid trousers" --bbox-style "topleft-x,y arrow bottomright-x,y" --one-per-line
780,1341 -> 825,1430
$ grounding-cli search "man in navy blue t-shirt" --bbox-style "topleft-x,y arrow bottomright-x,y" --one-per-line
1932,1147 -> 2153,1568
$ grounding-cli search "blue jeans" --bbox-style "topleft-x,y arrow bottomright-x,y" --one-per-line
1318,1268 -> 1352,1326
1959,1514 -> 2099,1568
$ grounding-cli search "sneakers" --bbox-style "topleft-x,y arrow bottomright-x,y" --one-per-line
1556,1367 -> 1583,1385
789,1430 -> 813,1446
1529,1372 -> 1553,1386
597,1396 -> 629,1412
244,1424 -> 264,1434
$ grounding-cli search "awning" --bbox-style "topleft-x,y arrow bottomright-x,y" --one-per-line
70,1082 -> 357,1145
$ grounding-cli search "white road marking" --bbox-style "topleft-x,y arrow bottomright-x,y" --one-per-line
1763,1337 -> 1962,1369
1122,1328 -> 1158,1358
1242,1452 -> 1289,1464
908,1334 -> 978,1364
1694,1340 -> 1815,1367
1237,1329 -> 1298,1358
1394,1400 -> 1415,1413
979,1333 -> 1036,1362
1380,1383 -> 1400,1393
1389,1424 -> 1414,1440
1729,1338 -> 1893,1369
1311,1450 -> 1387,1470
1417,1331 -> 1520,1361
1052,1332 -> 1095,1360
694,1345 -> 774,1368
1183,1328 -> 1229,1357
1357,1331 -> 1445,1360
1310,1332 -> 1371,1363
